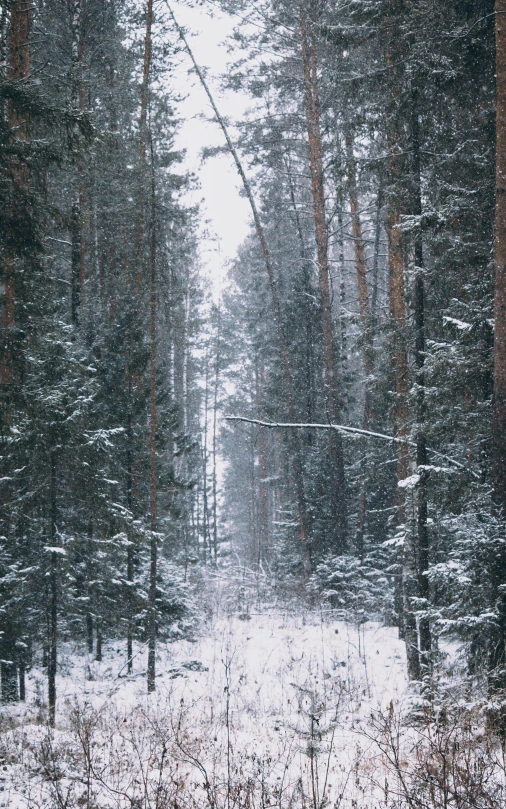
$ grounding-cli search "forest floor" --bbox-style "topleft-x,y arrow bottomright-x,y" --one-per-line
0,608 -> 413,809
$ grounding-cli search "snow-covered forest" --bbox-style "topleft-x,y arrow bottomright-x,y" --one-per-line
2,0 -> 506,806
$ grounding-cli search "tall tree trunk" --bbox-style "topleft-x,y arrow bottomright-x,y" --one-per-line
147,137 -> 158,694
202,344 -> 210,563
212,305 -> 221,564
371,176 -> 384,321
285,157 -> 317,429
86,521 -> 94,655
300,9 -> 347,552
345,129 -> 374,382
1,0 -> 30,390
387,204 -> 420,672
126,409 -> 134,673
167,3 -> 311,573
344,127 -> 376,554
383,4 -> 420,678
411,90 -> 431,674
493,0 -> 506,512
70,0 -> 85,325
255,360 -> 270,567
336,196 -> 349,398
133,0 -> 153,293
490,0 -> 506,712
48,451 -> 57,727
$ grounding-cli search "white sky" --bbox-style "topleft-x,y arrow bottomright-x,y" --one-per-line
170,2 -> 252,289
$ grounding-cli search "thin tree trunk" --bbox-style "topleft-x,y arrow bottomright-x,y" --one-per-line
256,360 -> 271,567
345,129 -> 375,403
126,0 -> 153,550
212,305 -> 221,563
95,625 -> 102,662
86,521 -> 93,655
70,0 -> 85,325
147,135 -> 158,694
18,661 -> 25,701
250,422 -> 258,567
86,612 -> 93,655
337,198 -> 349,395
202,344 -> 210,564
126,410 -> 134,673
285,158 -> 317,431
167,3 -> 311,573
411,90 -> 431,674
344,128 -> 376,554
371,176 -> 384,320
300,9 -> 347,552
48,451 -> 57,727
387,204 -> 419,667
133,0 -> 153,292
383,7 -> 419,674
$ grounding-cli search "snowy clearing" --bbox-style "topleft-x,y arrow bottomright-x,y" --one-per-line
1,612 -> 409,809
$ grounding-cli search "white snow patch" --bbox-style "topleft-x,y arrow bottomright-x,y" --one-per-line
0,612 -> 410,809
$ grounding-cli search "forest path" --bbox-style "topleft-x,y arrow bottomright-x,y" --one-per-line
2,612 -> 408,809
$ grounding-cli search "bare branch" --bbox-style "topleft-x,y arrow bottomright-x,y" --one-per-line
224,416 -> 480,479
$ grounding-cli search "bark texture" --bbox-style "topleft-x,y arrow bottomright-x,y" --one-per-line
489,0 -> 506,719
48,452 -> 57,726
147,137 -> 158,694
300,8 -> 347,552
493,0 -> 506,515
1,0 -> 30,388
70,0 -> 85,325
411,90 -> 431,674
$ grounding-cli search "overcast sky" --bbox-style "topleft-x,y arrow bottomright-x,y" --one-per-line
170,2 -> 252,290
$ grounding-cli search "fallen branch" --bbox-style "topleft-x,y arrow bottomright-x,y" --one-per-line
224,415 -> 481,479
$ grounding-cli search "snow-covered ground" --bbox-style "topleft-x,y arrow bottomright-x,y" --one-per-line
0,610 -> 410,809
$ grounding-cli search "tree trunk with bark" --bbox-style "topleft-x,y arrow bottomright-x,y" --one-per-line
147,136 -> 158,694
345,128 -> 374,388
387,202 -> 420,673
493,0 -> 506,514
411,89 -> 431,675
300,8 -> 347,552
382,0 -> 420,678
1,0 -> 30,390
2,1 -> 34,706
489,0 -> 506,719
344,127 -> 376,554
70,0 -> 85,325
48,451 -> 58,727
212,305 -> 221,564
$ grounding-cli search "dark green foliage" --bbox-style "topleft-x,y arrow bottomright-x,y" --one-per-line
0,0 -> 203,704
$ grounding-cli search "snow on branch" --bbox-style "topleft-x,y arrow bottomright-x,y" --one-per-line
224,415 -> 480,479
